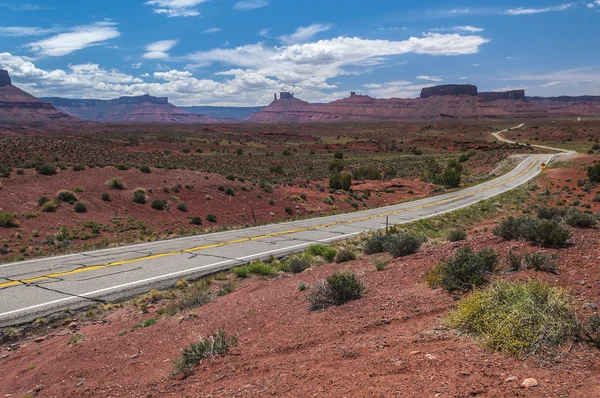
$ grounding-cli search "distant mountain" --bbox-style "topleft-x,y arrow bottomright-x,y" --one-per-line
41,94 -> 217,124
0,70 -> 72,124
527,95 -> 600,116
180,106 -> 265,120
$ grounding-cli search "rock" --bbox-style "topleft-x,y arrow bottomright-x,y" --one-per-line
504,376 -> 518,382
521,378 -> 539,388
409,350 -> 421,355
0,354 -> 8,359
68,322 -> 78,330
583,303 -> 598,311
33,336 -> 45,343
34,385 -> 43,392
425,354 -> 437,360
420,84 -> 478,98
0,70 -> 11,86
480,90 -> 526,101
76,381 -> 84,387
270,212 -> 275,217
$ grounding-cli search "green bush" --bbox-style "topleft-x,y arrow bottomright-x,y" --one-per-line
352,167 -> 382,181
101,193 -> 111,202
74,202 -> 87,213
329,173 -> 352,191
231,266 -> 249,278
224,186 -> 235,196
308,272 -> 364,310
151,200 -> 167,210
334,249 -> 356,263
41,201 -> 59,213
38,196 -> 50,206
36,164 -> 57,176
132,189 -> 147,204
284,207 -> 293,215
0,165 -> 11,178
56,190 -> 78,204
306,245 -> 337,262
537,206 -> 566,220
177,202 -> 188,212
139,165 -> 151,173
363,233 -> 392,255
72,164 -> 85,172
505,250 -> 522,271
106,177 -> 125,190
0,213 -> 18,228
247,262 -> 277,276
386,233 -> 423,258
447,229 -> 467,242
190,216 -> 202,225
287,254 -> 313,273
425,246 -> 499,292
588,162 -> 600,183
493,216 -> 572,247
564,208 -> 597,228
206,214 -> 217,223
173,330 -> 238,374
445,281 -> 578,356
523,252 -> 557,273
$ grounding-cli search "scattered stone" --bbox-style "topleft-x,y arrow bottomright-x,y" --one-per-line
34,336 -> 45,343
76,381 -> 84,387
409,351 -> 420,355
504,376 -> 518,382
425,354 -> 437,360
583,303 -> 598,311
0,355 -> 8,359
458,371 -> 471,376
521,378 -> 539,388
68,322 -> 78,330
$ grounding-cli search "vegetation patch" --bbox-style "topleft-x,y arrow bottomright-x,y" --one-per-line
493,216 -> 572,247
306,244 -> 337,262
308,271 -> 364,310
173,330 -> 238,375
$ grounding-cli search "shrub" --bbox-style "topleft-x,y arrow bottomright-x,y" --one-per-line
206,214 -> 217,223
41,201 -> 59,213
56,190 -> 78,204
537,206 -> 566,220
386,233 -> 423,258
162,281 -> 213,315
132,188 -> 147,204
151,200 -> 167,210
505,250 -> 522,271
334,249 -> 356,263
72,164 -> 85,172
445,281 -> 578,356
371,254 -> 390,271
329,173 -> 352,191
101,193 -> 111,202
74,202 -> 87,213
564,208 -> 597,228
493,216 -> 572,247
285,207 -> 293,216
447,229 -> 467,242
352,167 -> 382,181
306,245 -> 337,262
334,151 -> 344,159
363,233 -> 392,255
0,165 -> 11,178
309,272 -> 364,310
287,254 -> 313,273
173,330 -> 238,375
0,213 -> 18,228
231,266 -> 249,278
523,252 -> 558,273
247,262 -> 277,276
139,165 -> 151,173
106,177 -> 125,190
190,216 -> 202,225
224,187 -> 235,196
116,164 -> 129,171
425,246 -> 499,292
177,202 -> 188,212
37,164 -> 57,176
588,162 -> 600,183
38,196 -> 50,207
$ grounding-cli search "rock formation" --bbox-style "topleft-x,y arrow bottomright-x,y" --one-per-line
41,94 -> 217,123
420,84 -> 478,99
0,70 -> 72,123
479,90 -> 526,101
526,96 -> 600,116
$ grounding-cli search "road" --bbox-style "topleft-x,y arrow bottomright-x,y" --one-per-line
493,124 -> 577,155
0,127 -> 557,327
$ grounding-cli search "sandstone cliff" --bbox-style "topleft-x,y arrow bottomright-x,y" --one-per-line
479,90 -> 526,101
420,84 -> 478,98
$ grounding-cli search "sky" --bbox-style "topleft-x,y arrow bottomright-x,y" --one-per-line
0,0 -> 599,106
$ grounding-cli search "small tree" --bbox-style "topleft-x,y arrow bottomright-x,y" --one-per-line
329,173 -> 352,191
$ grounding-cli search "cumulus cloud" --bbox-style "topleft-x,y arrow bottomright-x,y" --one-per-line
0,26 -> 60,37
26,21 -> 120,56
233,0 -> 270,11
280,24 -> 334,45
142,40 -> 178,59
506,3 -> 573,15
145,0 -> 209,17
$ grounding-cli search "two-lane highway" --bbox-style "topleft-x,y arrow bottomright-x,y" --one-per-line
0,132 -> 557,327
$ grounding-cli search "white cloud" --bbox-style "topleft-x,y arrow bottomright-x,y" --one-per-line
417,75 -> 442,82
202,28 -> 222,34
145,0 -> 209,17
234,0 -> 270,11
259,28 -> 271,37
280,24 -> 334,45
506,3 -> 573,15
587,0 -> 600,7
26,21 -> 120,56
142,40 -> 178,59
131,62 -> 143,69
0,26 -> 60,37
154,70 -> 193,80
363,80 -> 435,98
542,81 -> 562,87
452,25 -> 484,32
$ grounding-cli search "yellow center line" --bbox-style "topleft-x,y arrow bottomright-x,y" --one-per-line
0,156 -> 543,290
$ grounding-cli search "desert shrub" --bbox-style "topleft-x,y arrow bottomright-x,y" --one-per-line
41,201 -> 59,213
309,272 -> 364,310
306,244 -> 337,262
101,193 -> 111,202
386,232 -> 423,258
537,206 -> 566,220
505,250 -> 522,271
0,213 -> 18,228
334,151 -> 344,159
74,202 -> 87,213
132,189 -> 147,204
352,167 -> 382,181
247,262 -> 277,276
323,197 -> 333,205
116,164 -> 129,171
37,164 -> 57,176
583,314 -> 600,349
285,207 -> 293,215
334,249 -> 356,263
425,246 -> 499,292
363,233 -> 392,255
447,229 -> 467,242
206,214 -> 217,223
177,202 -> 188,212
371,254 -> 390,271
56,190 -> 78,204
165,281 -> 213,314
231,266 -> 249,278
0,165 -> 11,178
523,252 -> 558,273
71,185 -> 84,193
564,208 -> 597,228
106,177 -> 125,190
224,186 -> 235,196
445,281 -> 578,356
329,173 -> 352,191
189,216 -> 202,225
151,200 -> 167,210
493,216 -> 571,247
588,162 -> 600,183
38,196 -> 50,206
287,254 -> 313,273
139,165 -> 151,173
72,164 -> 85,172
173,330 -> 238,375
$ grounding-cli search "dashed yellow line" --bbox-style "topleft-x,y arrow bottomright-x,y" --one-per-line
0,156 -> 543,290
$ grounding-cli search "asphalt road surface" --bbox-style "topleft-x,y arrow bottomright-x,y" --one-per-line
0,132 -> 558,327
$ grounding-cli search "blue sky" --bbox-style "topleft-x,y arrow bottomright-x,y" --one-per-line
0,0 -> 599,106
